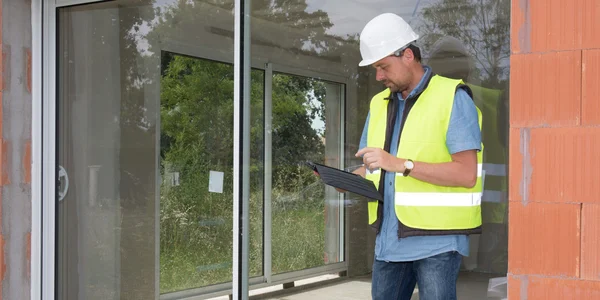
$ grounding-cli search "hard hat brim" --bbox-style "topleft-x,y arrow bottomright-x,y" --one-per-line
358,56 -> 384,67
358,40 -> 417,67
358,59 -> 374,67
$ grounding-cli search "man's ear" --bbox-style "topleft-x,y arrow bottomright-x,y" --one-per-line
403,48 -> 415,61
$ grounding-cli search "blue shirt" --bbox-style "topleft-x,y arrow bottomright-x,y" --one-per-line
358,66 -> 482,262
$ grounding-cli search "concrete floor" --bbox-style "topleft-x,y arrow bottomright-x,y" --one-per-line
251,272 -> 507,300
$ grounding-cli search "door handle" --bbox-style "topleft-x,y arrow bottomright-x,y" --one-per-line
58,165 -> 69,202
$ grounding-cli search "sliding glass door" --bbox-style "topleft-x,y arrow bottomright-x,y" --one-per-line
53,1 -> 346,298
48,0 -> 510,299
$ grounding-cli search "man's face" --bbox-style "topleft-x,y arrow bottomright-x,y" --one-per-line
372,54 -> 411,93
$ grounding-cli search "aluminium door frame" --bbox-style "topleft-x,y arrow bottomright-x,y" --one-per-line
31,0 -> 43,299
39,0 -> 59,299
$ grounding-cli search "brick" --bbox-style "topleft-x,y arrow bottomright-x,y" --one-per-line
512,0 -> 582,53
582,0 -> 600,48
509,128 -> 525,203
508,202 -> 580,277
582,49 -> 600,125
508,275 -> 524,300
22,140 -> 31,183
510,51 -> 581,127
535,0 -> 581,52
511,0 -> 529,53
513,0 -> 600,52
527,277 -> 600,299
581,204 -> 600,280
525,128 -> 600,203
537,1 -> 580,52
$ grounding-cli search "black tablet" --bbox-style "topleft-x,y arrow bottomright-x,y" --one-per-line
306,161 -> 383,201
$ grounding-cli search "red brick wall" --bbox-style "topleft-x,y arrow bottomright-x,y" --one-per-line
0,0 -> 34,298
509,0 -> 600,298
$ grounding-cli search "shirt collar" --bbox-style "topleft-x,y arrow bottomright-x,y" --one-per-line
396,65 -> 432,101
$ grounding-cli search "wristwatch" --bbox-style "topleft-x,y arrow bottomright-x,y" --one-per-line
403,159 -> 414,177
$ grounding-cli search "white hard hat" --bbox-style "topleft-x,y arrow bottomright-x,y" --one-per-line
358,13 -> 419,67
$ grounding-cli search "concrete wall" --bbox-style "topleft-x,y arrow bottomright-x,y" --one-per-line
0,0 -> 33,299
508,0 -> 600,298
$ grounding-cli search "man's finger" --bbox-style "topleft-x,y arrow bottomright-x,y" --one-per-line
356,147 -> 377,157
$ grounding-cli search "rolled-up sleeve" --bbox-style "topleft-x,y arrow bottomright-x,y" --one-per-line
446,88 -> 482,154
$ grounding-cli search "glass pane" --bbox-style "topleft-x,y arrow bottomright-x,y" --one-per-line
159,53 -> 265,292
417,1 -> 510,276
55,0 -> 509,298
271,73 -> 343,274
56,1 -> 264,298
250,0 -> 509,298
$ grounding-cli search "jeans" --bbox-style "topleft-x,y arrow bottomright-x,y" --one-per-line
371,251 -> 462,300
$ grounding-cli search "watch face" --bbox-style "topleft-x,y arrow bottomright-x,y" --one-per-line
404,160 -> 414,169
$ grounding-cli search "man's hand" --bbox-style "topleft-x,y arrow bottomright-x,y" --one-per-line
355,147 -> 403,173
314,165 -> 367,193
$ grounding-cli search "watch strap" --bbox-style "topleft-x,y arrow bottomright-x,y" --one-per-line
403,159 -> 413,177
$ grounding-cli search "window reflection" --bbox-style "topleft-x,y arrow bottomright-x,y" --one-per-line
419,0 -> 510,275
270,73 -> 343,274
55,0 -> 509,298
253,0 -> 509,297
251,0 -> 510,277
159,54 -> 264,292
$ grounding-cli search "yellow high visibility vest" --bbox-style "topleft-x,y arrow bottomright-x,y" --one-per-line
365,75 -> 483,230
468,84 -> 508,225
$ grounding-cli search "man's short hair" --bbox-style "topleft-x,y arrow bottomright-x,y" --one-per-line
407,44 -> 422,62
394,44 -> 422,62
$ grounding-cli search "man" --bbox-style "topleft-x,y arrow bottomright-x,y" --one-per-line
351,13 -> 484,300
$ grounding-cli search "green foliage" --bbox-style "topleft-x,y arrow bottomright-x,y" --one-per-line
419,0 -> 510,88
138,0 -> 344,293
271,73 -> 325,190
158,52 -> 328,292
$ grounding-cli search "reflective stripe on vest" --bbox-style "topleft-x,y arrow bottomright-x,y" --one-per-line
395,192 -> 482,206
396,163 -> 483,207
397,163 -> 483,177
365,75 -> 483,231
